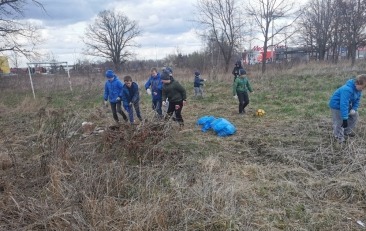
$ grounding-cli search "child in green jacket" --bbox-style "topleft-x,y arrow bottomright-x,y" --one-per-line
233,69 -> 253,114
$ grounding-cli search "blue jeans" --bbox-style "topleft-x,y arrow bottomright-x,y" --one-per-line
125,100 -> 142,123
152,99 -> 162,116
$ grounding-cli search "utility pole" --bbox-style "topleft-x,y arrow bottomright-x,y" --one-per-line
271,14 -> 283,63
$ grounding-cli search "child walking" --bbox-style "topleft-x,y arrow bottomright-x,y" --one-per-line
103,70 -> 128,123
232,60 -> 243,81
161,69 -> 187,127
329,74 -> 366,143
194,71 -> 206,97
233,69 -> 253,114
121,75 -> 143,124
145,67 -> 163,118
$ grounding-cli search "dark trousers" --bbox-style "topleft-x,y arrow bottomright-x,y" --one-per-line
165,100 -> 184,124
152,99 -> 162,116
110,102 -> 127,122
237,91 -> 249,113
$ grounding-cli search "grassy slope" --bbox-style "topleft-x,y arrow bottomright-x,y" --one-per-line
1,63 -> 366,230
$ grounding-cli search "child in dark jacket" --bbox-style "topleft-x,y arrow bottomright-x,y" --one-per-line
194,71 -> 206,97
233,69 -> 253,114
121,75 -> 142,124
232,60 -> 243,81
329,74 -> 366,143
103,70 -> 128,123
161,70 -> 187,127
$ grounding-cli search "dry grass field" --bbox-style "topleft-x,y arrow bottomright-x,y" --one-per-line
1,62 -> 366,230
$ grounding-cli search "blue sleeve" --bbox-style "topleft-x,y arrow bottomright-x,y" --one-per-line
123,104 -> 130,112
340,89 -> 351,119
200,78 -> 204,85
157,80 -> 163,91
121,87 -> 128,104
131,84 -> 139,103
118,81 -> 124,98
103,82 -> 109,101
145,77 -> 151,90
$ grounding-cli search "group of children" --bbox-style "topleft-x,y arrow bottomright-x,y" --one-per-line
103,67 -> 188,127
104,60 -> 366,143
103,61 -> 254,126
103,71 -> 142,124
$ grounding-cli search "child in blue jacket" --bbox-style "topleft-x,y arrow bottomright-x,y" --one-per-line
145,67 -> 163,118
194,71 -> 206,97
329,74 -> 366,142
103,70 -> 128,123
122,75 -> 142,124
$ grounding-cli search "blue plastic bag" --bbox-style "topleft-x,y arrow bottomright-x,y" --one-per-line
197,115 -> 215,125
211,118 -> 236,137
197,115 -> 216,132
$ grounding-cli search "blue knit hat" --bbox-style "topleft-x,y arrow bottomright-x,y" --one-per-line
161,70 -> 171,80
162,67 -> 173,76
105,70 -> 115,78
194,71 -> 200,76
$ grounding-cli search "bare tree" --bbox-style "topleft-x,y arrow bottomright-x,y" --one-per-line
194,0 -> 244,72
298,0 -> 335,62
83,10 -> 141,71
246,0 -> 300,73
341,0 -> 366,66
328,0 -> 344,63
0,0 -> 44,59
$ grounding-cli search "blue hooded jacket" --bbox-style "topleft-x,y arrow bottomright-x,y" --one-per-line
103,77 -> 123,103
121,82 -> 140,109
329,79 -> 362,119
145,72 -> 163,101
194,75 -> 204,87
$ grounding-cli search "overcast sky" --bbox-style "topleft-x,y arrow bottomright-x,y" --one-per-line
18,0 -> 202,66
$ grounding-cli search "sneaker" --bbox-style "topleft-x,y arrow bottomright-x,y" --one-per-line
333,136 -> 345,143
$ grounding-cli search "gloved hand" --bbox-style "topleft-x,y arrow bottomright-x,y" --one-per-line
146,89 -> 152,95
349,109 -> 356,115
234,95 -> 238,99
204,79 -> 207,81
341,120 -> 348,128
104,100 -> 108,107
116,97 -> 121,102
162,101 -> 167,107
